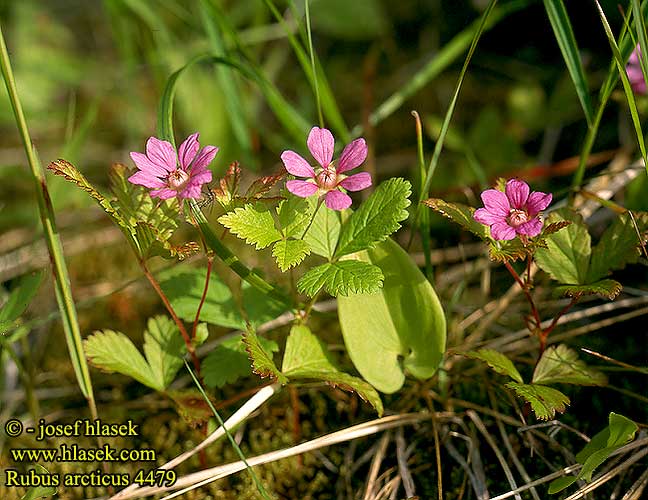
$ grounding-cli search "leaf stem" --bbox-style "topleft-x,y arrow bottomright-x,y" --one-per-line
539,296 -> 578,354
192,255 -> 213,340
301,197 -> 323,240
503,260 -> 542,330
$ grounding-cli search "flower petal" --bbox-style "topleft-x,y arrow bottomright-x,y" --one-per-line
178,132 -> 200,170
505,179 -> 530,209
286,179 -> 318,198
481,189 -> 510,217
189,168 -> 212,185
325,189 -> 352,210
526,191 -> 552,217
191,145 -> 219,171
150,188 -> 177,200
281,150 -> 315,177
130,152 -> 168,177
337,138 -> 367,173
517,217 -> 543,237
179,184 -> 203,199
490,221 -> 516,241
473,207 -> 505,226
128,170 -> 167,188
146,137 -> 177,172
307,127 -> 334,167
338,172 -> 371,191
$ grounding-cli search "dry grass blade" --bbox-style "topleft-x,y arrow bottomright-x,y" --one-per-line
621,467 -> 648,500
396,427 -> 416,498
364,431 -> 391,500
444,431 -> 489,500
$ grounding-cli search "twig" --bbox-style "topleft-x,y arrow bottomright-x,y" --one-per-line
364,431 -> 391,500
396,427 -> 416,498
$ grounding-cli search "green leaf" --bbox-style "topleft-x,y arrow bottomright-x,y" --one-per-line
272,239 -> 310,272
277,195 -> 312,238
159,265 -> 286,329
488,238 -> 530,263
465,349 -> 523,383
555,280 -> 622,300
506,382 -> 570,420
550,413 -> 638,493
0,271 -> 43,335
281,325 -> 383,414
218,202 -> 282,250
242,326 -> 287,384
534,209 -> 591,284
542,0 -> 594,126
20,464 -> 57,500
588,212 -> 648,282
423,198 -> 490,240
335,178 -> 411,257
202,334 -> 279,389
338,239 -> 446,393
303,198 -> 341,259
142,316 -> 186,391
84,330 -> 158,390
297,261 -> 384,297
532,344 -> 607,386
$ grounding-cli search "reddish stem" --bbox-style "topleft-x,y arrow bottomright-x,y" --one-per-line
141,261 -> 201,375
503,260 -> 542,329
538,297 -> 578,355
192,255 -> 213,339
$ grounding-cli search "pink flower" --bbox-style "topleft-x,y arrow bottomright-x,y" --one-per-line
281,127 -> 372,210
473,179 -> 552,241
627,44 -> 647,95
128,133 -> 217,201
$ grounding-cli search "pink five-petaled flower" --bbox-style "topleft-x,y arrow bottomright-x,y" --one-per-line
627,44 -> 647,95
473,179 -> 552,241
128,133 -> 217,201
281,127 -> 372,210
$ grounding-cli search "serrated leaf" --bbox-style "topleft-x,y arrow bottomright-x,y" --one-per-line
588,212 -> 648,282
338,239 -> 446,393
242,326 -> 287,384
465,349 -> 523,383
535,209 -> 591,284
159,265 -> 286,329
218,202 -> 282,249
272,239 -> 310,271
488,238 -> 529,263
335,178 -> 411,257
245,171 -> 285,199
506,382 -> 570,420
142,316 -> 186,390
0,271 -> 43,335
84,330 -> 158,390
555,279 -> 622,300
20,464 -> 57,500
423,198 -> 490,240
532,344 -> 607,386
282,325 -> 383,414
304,197 -> 341,258
297,261 -> 384,297
277,195 -> 312,238
212,161 -> 241,208
134,222 -> 199,260
541,220 -> 572,236
202,334 -> 279,388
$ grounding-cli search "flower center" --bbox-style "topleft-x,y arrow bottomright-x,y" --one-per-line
507,208 -> 529,227
315,165 -> 338,191
168,169 -> 190,190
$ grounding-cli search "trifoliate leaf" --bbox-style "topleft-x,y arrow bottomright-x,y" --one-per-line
272,239 -> 311,271
465,349 -> 523,383
277,195 -> 312,238
554,280 -> 622,300
506,382 -> 570,420
202,334 -> 279,388
218,202 -> 282,249
281,325 -> 383,414
338,239 -> 446,393
335,178 -> 411,257
84,330 -> 158,390
532,344 -> 607,386
535,209 -> 591,284
242,326 -> 287,384
297,261 -> 384,297
587,212 -> 648,282
142,316 -> 187,390
423,198 -> 490,240
304,197 -> 341,258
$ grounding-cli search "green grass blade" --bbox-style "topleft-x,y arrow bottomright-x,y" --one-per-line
353,0 -> 532,136
543,0 -> 594,127
199,0 -> 254,164
595,0 -> 648,174
632,0 -> 648,87
304,0 -> 324,128
0,24 -> 97,411
157,54 -> 309,147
